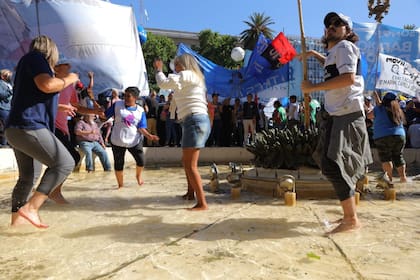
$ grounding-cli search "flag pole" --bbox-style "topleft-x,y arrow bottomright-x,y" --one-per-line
35,0 -> 41,36
297,0 -> 310,129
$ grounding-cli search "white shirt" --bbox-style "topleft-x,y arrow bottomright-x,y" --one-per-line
155,70 -> 208,120
324,40 -> 364,116
287,102 -> 300,120
110,101 -> 146,148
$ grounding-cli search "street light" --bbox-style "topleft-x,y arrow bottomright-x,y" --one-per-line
368,0 -> 391,23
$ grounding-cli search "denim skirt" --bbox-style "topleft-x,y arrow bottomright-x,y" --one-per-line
181,113 -> 210,148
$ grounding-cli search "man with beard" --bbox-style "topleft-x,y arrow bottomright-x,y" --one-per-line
300,12 -> 372,234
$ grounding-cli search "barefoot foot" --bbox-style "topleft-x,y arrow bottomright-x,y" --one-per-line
48,193 -> 69,204
329,218 -> 343,224
48,187 -> 70,204
17,208 -> 48,229
326,219 -> 361,235
11,212 -> 31,227
137,178 -> 144,186
187,204 -> 208,211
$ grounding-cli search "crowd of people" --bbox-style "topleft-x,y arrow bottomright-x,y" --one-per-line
1,11 -> 419,234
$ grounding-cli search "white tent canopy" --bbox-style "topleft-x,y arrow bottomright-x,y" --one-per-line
0,0 -> 149,95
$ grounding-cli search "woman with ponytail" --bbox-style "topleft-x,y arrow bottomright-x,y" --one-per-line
373,91 -> 407,184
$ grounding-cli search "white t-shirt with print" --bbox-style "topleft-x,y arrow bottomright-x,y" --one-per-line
110,101 -> 146,148
324,40 -> 364,116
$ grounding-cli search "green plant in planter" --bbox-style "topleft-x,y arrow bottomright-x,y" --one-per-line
246,126 -> 320,169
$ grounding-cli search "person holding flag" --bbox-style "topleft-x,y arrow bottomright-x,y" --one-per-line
301,12 -> 372,234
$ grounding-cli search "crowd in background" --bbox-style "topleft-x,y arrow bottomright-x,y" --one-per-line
1,68 -> 419,151
364,92 -> 420,149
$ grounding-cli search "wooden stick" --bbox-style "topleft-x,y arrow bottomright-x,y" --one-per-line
297,0 -> 310,129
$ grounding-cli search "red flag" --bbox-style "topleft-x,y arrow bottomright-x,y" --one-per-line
272,32 -> 296,64
262,32 -> 297,68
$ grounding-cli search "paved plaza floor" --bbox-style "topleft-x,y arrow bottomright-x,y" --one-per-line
0,164 -> 419,280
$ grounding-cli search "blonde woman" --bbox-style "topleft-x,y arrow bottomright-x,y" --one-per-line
5,35 -> 79,228
154,54 -> 210,211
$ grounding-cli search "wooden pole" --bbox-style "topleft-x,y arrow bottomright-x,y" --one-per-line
297,0 -> 310,129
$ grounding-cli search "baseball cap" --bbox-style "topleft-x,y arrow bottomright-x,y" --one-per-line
75,81 -> 84,90
383,91 -> 398,100
324,12 -> 353,29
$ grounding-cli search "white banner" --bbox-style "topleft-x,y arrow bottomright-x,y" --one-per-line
0,0 -> 149,95
376,53 -> 420,97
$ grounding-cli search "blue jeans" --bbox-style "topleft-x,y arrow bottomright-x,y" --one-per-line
181,113 -> 211,148
165,118 -> 178,145
78,141 -> 111,171
0,109 -> 9,145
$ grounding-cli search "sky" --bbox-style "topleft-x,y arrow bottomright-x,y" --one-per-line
111,0 -> 419,38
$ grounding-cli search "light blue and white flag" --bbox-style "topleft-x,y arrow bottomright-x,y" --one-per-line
354,22 -> 420,92
376,53 -> 420,97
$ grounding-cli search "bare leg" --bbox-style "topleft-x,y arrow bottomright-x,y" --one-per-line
115,170 -> 124,188
327,196 -> 361,235
382,161 -> 394,182
136,166 -> 144,186
397,164 -> 407,183
48,184 -> 69,204
16,191 -> 49,228
104,124 -> 111,145
183,148 -> 208,210
182,161 -> 195,200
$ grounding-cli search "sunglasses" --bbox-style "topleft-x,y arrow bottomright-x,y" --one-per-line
326,18 -> 346,28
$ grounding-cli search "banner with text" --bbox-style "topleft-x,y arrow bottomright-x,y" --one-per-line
353,22 -> 420,92
376,53 -> 420,97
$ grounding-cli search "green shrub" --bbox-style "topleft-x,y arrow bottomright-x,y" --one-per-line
246,126 -> 320,169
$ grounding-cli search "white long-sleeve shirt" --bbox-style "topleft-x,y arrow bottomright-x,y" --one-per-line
155,70 -> 208,120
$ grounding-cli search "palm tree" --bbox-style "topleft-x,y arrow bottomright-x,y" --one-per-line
240,12 -> 275,50
403,24 -> 417,30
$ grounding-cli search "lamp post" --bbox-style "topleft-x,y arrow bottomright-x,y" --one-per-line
368,0 -> 391,23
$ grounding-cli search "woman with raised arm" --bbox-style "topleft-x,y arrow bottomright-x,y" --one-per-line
154,54 -> 211,210
5,35 -> 79,228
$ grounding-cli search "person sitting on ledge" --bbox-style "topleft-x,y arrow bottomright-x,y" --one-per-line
74,113 -> 111,172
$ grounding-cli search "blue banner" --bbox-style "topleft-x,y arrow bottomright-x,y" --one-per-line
177,34 -> 291,100
354,22 -> 420,90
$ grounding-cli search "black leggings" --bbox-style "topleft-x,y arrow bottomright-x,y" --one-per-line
111,143 -> 144,171
55,128 -> 81,166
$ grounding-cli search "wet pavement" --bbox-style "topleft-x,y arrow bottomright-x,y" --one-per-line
0,164 -> 419,280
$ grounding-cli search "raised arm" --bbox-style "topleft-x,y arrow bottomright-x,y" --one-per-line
34,72 -> 79,94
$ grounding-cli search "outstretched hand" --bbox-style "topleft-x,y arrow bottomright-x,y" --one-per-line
58,104 -> 77,117
149,135 -> 159,142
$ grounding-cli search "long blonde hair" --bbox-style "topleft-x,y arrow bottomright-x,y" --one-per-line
29,35 -> 59,69
174,53 -> 205,84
